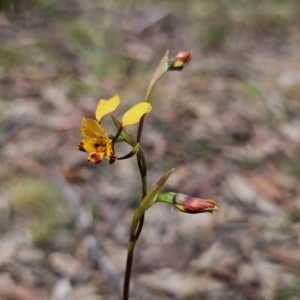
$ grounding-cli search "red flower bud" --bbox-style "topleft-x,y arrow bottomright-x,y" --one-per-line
168,51 -> 192,71
173,193 -> 217,214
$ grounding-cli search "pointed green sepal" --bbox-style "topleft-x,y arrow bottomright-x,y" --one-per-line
143,50 -> 169,103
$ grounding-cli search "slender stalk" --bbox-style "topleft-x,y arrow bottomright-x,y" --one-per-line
133,116 -> 147,241
134,114 -> 147,239
112,123 -> 123,144
136,115 -> 145,143
123,143 -> 147,300
134,214 -> 144,240
123,241 -> 134,300
122,167 -> 175,300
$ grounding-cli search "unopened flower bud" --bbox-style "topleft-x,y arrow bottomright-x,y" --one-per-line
168,51 -> 192,71
173,193 -> 217,214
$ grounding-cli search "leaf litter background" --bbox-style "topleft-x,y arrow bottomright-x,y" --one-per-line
1,1 -> 300,299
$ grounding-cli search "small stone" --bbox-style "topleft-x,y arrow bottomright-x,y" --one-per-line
49,252 -> 82,278
16,247 -> 45,263
51,278 -> 73,300
0,273 -> 15,288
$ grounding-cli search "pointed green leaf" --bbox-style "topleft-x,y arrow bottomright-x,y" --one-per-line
143,50 -> 169,103
130,168 -> 175,237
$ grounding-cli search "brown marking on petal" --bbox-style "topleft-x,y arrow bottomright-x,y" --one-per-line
88,153 -> 102,164
110,153 -> 117,161
96,145 -> 105,153
108,153 -> 118,164
78,141 -> 86,152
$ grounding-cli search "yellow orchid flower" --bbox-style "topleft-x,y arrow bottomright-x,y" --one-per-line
78,94 -> 152,164
78,118 -> 117,164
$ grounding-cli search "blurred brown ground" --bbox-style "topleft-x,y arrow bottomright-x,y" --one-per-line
1,1 -> 300,299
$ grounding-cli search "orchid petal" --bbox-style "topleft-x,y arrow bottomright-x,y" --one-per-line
88,151 -> 105,164
122,102 -> 152,127
78,139 -> 102,153
95,94 -> 121,122
81,118 -> 107,140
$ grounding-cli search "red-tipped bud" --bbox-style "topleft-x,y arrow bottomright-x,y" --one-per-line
173,193 -> 217,214
168,51 -> 192,71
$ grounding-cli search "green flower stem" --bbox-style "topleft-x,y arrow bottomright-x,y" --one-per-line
123,169 -> 174,300
134,153 -> 147,241
123,152 -> 147,300
136,115 -> 145,144
123,241 -> 135,300
155,192 -> 176,204
134,213 -> 144,240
